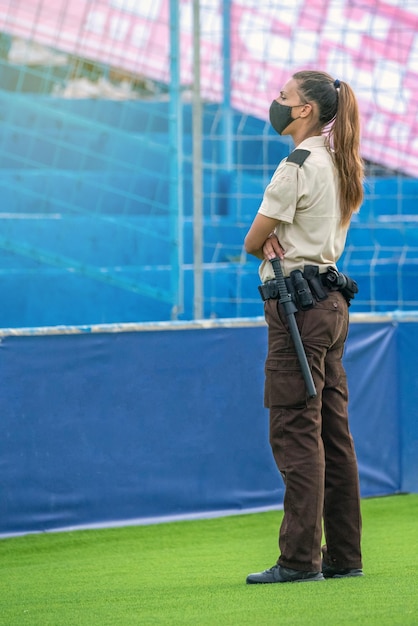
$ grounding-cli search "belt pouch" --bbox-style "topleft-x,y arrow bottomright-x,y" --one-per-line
258,280 -> 279,301
290,269 -> 314,310
303,264 -> 328,301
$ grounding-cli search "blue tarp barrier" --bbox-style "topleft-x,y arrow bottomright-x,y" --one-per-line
0,315 -> 417,537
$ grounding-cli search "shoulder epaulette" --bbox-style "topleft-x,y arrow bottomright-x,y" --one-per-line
286,149 -> 311,167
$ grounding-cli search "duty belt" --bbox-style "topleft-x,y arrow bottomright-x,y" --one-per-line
258,265 -> 359,308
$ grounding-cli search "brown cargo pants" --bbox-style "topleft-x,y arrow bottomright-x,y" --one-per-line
264,290 -> 362,572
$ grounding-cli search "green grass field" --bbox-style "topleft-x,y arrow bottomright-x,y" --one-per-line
0,494 -> 417,625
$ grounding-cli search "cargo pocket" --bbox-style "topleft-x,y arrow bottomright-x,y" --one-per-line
264,354 -> 311,409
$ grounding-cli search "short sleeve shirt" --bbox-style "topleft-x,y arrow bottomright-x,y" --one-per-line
257,135 -> 348,282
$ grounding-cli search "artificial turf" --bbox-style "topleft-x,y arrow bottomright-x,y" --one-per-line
0,494 -> 417,625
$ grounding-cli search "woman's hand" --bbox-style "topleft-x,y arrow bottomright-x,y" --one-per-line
262,233 -> 285,261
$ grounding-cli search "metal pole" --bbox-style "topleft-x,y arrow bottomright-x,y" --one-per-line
192,0 -> 203,319
169,0 -> 184,319
222,0 -> 233,171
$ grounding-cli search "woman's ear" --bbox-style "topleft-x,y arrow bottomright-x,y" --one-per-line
300,102 -> 313,118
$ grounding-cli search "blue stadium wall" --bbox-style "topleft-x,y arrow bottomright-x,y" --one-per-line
1,314 -> 417,537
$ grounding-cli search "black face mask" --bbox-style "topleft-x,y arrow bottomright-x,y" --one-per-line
269,99 -> 301,135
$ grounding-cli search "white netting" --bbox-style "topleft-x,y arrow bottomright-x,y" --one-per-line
0,1 -> 416,327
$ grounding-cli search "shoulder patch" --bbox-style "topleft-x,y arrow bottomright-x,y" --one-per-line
286,149 -> 311,167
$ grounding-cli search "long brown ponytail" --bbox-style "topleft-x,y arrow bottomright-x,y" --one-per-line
294,71 -> 364,227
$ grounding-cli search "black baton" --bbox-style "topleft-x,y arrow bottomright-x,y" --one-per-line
270,258 -> 317,398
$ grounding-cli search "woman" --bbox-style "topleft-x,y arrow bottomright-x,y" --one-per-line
244,70 -> 364,584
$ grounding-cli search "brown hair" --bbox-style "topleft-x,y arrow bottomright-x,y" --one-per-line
293,70 -> 364,227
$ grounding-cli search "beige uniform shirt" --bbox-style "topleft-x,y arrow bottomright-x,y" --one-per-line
257,135 -> 348,282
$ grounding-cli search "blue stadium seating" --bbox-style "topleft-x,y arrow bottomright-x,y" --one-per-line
0,94 -> 417,327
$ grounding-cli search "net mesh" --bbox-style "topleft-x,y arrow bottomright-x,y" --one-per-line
0,0 -> 417,327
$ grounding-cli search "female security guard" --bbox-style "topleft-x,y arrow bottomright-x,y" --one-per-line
244,70 -> 364,583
